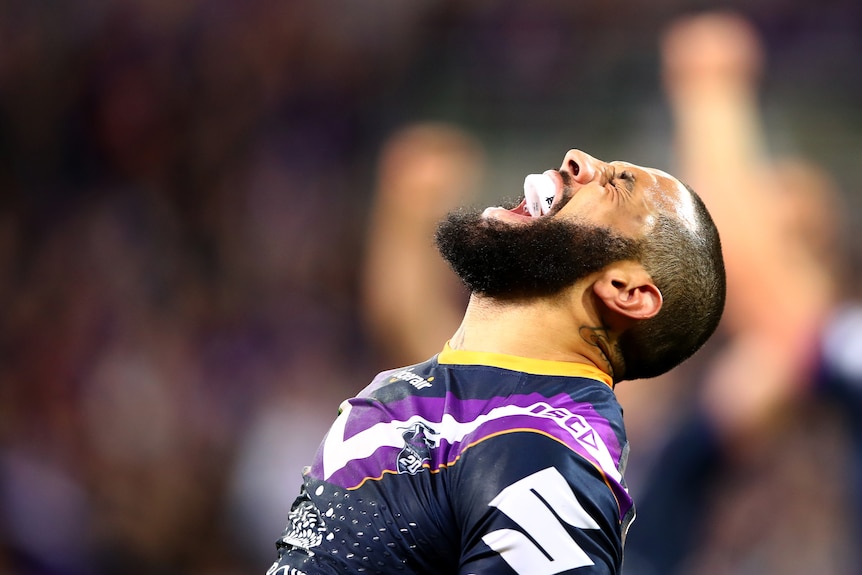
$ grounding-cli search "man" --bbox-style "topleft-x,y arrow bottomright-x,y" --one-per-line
267,148 -> 726,575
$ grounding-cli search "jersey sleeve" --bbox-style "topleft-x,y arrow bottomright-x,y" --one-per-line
453,430 -> 625,575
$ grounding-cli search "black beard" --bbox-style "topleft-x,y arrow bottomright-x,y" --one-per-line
435,209 -> 642,299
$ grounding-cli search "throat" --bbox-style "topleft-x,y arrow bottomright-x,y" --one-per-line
453,295 -> 598,367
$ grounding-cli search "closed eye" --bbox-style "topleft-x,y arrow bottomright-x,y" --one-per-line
611,170 -> 635,197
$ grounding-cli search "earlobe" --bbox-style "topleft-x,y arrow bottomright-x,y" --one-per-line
593,265 -> 663,321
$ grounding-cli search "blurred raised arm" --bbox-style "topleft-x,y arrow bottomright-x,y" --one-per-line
661,12 -> 839,437
361,123 -> 485,366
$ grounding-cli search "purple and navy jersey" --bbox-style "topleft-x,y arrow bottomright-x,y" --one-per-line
267,345 -> 634,575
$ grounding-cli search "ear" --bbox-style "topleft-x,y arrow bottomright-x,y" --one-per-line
592,262 -> 663,322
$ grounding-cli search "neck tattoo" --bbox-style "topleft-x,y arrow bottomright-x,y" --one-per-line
579,325 -> 615,381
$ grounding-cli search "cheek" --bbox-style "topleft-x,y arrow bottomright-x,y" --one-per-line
557,195 -> 605,223
600,209 -> 652,239
557,195 -> 651,237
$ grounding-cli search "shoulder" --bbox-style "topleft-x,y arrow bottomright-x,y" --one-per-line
450,375 -> 628,485
446,379 -> 633,529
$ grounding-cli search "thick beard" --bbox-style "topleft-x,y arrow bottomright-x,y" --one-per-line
435,209 -> 642,299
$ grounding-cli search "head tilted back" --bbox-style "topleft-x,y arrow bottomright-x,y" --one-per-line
617,185 -> 726,381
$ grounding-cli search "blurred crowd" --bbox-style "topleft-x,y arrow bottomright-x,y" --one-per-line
0,1 -> 861,574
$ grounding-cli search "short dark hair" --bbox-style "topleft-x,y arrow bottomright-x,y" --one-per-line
616,185 -> 726,381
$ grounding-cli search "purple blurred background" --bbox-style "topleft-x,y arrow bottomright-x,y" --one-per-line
0,1 -> 860,573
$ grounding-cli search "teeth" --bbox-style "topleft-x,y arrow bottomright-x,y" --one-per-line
523,173 -> 556,217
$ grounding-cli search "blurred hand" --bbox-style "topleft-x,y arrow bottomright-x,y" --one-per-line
374,123 -> 484,223
662,11 -> 764,94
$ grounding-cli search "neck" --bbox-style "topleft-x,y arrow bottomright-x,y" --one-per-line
449,291 -> 616,378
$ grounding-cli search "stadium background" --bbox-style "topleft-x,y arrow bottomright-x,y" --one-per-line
0,0 -> 860,573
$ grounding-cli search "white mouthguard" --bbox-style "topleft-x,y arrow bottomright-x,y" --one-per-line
523,173 -> 556,217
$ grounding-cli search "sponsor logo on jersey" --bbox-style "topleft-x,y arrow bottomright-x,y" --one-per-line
388,368 -> 434,390
527,402 -> 620,481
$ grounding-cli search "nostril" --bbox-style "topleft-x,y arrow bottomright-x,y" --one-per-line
568,160 -> 580,175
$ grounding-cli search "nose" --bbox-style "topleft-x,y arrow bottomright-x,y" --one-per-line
560,149 -> 608,185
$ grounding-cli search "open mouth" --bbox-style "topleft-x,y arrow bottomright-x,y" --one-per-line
481,170 -> 565,223
508,170 -> 563,217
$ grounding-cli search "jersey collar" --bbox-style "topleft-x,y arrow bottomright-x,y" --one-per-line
438,342 -> 613,389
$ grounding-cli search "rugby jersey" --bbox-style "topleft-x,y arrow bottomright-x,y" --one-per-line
267,345 -> 634,575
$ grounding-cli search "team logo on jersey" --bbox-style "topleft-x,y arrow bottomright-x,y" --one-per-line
266,563 -> 308,575
279,489 -> 327,551
397,421 -> 438,475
